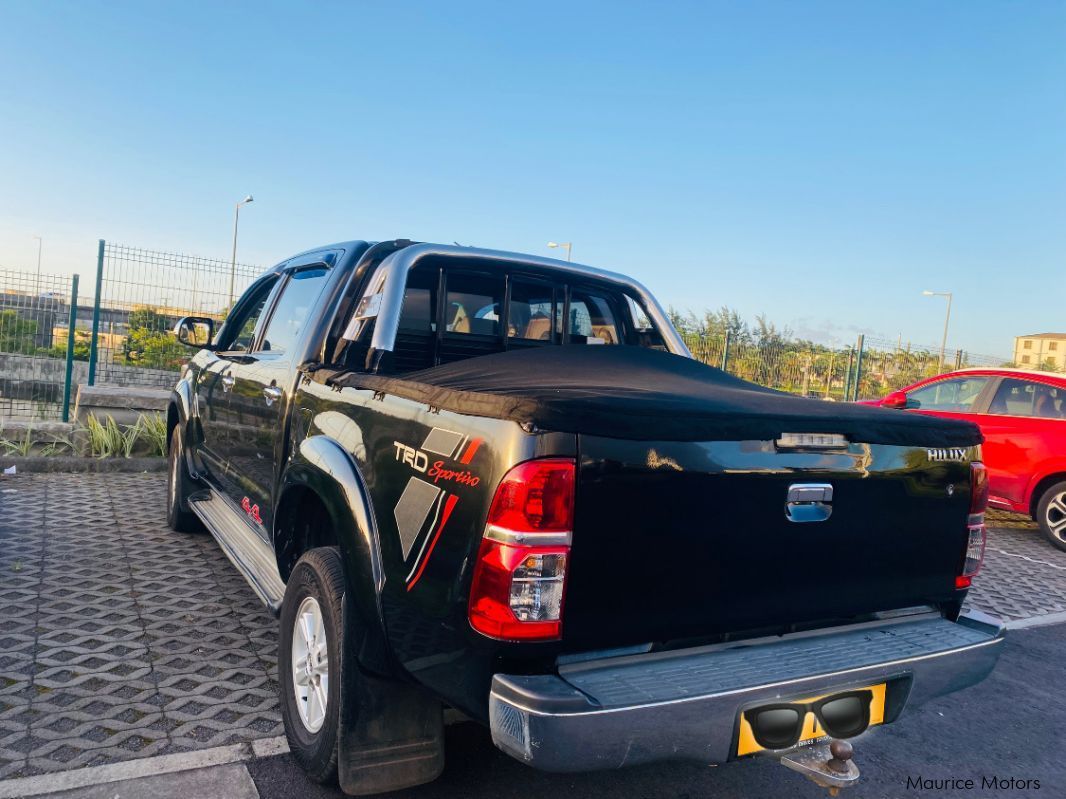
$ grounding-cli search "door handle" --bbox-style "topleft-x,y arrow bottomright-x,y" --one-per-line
221,373 -> 235,393
785,483 -> 834,523
263,385 -> 282,406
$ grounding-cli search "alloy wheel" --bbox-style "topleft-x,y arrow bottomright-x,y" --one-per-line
1046,491 -> 1066,544
291,596 -> 330,733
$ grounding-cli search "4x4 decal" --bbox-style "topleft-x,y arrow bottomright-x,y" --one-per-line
240,497 -> 262,525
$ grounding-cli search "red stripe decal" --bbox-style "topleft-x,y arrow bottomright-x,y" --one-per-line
459,438 -> 483,464
407,494 -> 459,591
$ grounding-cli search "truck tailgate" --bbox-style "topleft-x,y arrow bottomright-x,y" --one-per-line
562,436 -> 974,650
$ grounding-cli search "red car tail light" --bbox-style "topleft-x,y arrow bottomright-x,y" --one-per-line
957,462 -> 988,590
468,459 -> 575,641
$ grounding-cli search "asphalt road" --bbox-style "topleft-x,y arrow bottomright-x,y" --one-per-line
248,623 -> 1064,799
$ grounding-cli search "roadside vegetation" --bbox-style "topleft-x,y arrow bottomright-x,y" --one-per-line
668,305 -> 1021,400
0,412 -> 168,459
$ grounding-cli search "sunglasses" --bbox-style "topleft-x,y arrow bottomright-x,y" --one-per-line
743,689 -> 873,751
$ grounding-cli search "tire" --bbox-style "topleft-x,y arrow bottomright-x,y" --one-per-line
1036,481 -> 1066,553
167,425 -> 203,533
279,547 -> 345,784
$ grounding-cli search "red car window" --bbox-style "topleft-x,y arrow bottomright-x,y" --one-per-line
988,378 -> 1066,419
906,377 -> 989,412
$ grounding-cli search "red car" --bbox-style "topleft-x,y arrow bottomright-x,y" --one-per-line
863,368 -> 1066,551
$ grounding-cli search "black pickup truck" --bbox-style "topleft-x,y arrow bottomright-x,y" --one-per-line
168,239 -> 1003,795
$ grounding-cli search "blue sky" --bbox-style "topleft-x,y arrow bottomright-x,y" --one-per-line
1,1 -> 1063,356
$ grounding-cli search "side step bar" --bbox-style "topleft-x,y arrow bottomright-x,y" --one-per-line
189,489 -> 286,615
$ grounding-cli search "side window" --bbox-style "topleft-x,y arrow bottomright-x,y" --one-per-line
221,278 -> 277,352
625,296 -> 652,331
257,267 -> 328,356
444,272 -> 503,337
508,279 -> 559,342
987,379 -> 1064,419
568,289 -> 621,345
906,377 -> 989,411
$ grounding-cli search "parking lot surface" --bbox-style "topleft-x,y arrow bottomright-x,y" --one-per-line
0,473 -> 281,781
2,472 -> 1065,792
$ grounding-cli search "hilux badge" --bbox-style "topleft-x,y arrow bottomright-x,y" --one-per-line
927,448 -> 967,463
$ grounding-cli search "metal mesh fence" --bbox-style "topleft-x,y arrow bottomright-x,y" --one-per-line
850,336 -> 1010,400
0,269 -> 79,422
683,331 -> 1013,402
1,239 -> 1022,422
90,242 -> 260,387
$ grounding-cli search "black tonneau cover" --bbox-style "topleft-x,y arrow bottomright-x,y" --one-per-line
324,347 -> 982,448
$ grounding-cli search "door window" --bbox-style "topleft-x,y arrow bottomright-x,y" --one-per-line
220,278 -> 277,352
257,267 -> 328,356
905,377 -> 989,412
987,378 -> 1065,419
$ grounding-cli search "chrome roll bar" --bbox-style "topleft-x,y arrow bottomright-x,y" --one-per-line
363,243 -> 691,358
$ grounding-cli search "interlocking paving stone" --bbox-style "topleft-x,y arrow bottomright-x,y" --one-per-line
967,509 -> 1066,622
0,472 -> 282,779
1,472 -> 1063,782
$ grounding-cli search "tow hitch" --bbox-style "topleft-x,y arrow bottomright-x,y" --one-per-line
779,740 -> 859,796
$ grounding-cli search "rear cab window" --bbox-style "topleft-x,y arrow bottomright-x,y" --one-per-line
508,279 -> 560,343
340,260 -> 667,374
568,288 -> 622,345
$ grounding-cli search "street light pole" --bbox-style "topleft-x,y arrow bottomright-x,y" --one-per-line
229,195 -> 254,307
547,241 -> 572,261
32,235 -> 42,294
922,290 -> 953,373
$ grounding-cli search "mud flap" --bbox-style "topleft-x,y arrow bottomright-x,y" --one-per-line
337,606 -> 444,795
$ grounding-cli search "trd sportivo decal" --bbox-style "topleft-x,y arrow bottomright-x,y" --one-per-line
392,428 -> 484,590
392,441 -> 481,486
406,494 -> 458,591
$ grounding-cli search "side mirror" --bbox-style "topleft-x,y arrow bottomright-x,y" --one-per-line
882,390 -> 908,410
173,316 -> 215,349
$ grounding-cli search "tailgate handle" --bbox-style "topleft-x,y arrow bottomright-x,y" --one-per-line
786,483 -> 833,523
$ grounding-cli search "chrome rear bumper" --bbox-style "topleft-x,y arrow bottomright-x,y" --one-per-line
489,612 -> 1004,772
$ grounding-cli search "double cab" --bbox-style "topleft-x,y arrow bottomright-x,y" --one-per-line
168,240 -> 1003,795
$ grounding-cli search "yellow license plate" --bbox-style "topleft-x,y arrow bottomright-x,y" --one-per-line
736,683 -> 887,757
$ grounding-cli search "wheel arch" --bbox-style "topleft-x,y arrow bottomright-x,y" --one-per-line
167,383 -> 192,451
1029,469 -> 1066,518
276,435 -> 389,670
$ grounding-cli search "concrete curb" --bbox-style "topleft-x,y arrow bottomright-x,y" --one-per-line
1006,609 -> 1066,630
0,737 -> 289,798
0,455 -> 166,473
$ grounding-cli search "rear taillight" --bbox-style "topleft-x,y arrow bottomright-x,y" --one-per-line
957,462 -> 988,590
468,459 -> 575,641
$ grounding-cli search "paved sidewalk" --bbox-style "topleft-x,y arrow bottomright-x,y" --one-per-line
968,509 -> 1066,623
2,473 -> 1065,795
0,473 -> 281,781
6,626 -> 1064,799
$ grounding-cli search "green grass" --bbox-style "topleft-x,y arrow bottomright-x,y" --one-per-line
136,413 -> 168,457
0,426 -> 34,457
85,413 -> 168,458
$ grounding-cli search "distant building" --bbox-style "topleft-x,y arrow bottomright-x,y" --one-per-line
1014,333 -> 1066,371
